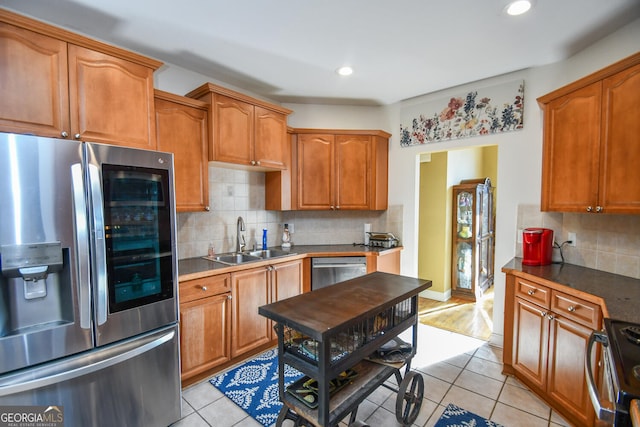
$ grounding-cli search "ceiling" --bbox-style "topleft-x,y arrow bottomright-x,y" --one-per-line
3,0 -> 640,106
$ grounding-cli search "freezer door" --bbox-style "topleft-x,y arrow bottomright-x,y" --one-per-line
0,134 -> 93,374
0,324 -> 181,426
84,142 -> 178,346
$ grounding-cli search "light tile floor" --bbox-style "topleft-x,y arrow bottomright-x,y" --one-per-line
172,324 -> 573,427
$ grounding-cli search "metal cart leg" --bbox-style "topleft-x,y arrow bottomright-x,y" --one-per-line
395,371 -> 424,426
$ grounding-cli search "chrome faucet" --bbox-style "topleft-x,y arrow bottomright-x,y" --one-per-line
236,216 -> 246,254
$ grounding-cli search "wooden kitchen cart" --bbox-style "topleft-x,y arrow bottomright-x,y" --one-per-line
258,272 -> 431,427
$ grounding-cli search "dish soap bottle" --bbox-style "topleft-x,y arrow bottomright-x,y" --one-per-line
262,229 -> 268,250
281,224 -> 291,249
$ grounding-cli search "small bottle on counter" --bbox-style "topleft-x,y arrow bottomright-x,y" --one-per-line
208,242 -> 215,258
262,229 -> 268,250
281,224 -> 291,249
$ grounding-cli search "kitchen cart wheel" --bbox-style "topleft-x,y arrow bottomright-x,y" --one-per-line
395,371 -> 424,425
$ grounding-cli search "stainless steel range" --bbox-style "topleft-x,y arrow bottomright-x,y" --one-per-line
587,318 -> 640,426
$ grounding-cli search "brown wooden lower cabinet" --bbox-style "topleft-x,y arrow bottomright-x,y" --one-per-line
179,254 -> 397,382
505,273 -> 602,427
179,259 -> 303,381
179,274 -> 231,381
231,260 -> 303,357
230,266 -> 272,357
366,250 -> 400,274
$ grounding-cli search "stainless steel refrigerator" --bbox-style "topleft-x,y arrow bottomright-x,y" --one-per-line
0,133 -> 181,426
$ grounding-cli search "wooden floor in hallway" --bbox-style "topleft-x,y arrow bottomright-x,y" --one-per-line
418,288 -> 494,341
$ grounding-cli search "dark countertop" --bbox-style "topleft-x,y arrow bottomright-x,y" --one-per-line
502,258 -> 640,324
178,244 -> 402,281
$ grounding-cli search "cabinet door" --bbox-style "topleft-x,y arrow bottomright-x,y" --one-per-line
155,95 -> 209,212
213,94 -> 253,165
271,260 -> 303,302
541,83 -> 602,212
547,315 -> 595,427
512,298 -> 549,390
0,22 -> 69,137
68,45 -> 156,148
600,63 -> 640,213
231,267 -> 271,357
335,135 -> 371,210
180,293 -> 231,380
254,106 -> 288,169
297,134 -> 334,210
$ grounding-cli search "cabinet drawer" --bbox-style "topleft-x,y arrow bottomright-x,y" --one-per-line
551,291 -> 601,329
180,274 -> 230,303
514,277 -> 551,308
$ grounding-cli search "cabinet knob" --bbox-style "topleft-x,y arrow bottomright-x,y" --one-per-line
330,206 -> 335,210
200,286 -> 208,291
250,160 -> 256,166
335,206 -> 340,209
227,294 -> 232,300
567,305 -> 576,312
74,133 -> 81,140
255,161 -> 260,166
547,314 -> 555,321
586,206 -> 593,212
596,206 -> 603,213
541,311 -> 547,317
204,206 -> 210,211
61,131 -> 69,138
527,289 -> 535,296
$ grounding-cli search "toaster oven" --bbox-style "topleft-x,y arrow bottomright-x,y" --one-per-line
367,232 -> 399,248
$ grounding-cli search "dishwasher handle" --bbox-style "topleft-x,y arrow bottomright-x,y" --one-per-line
313,263 -> 367,269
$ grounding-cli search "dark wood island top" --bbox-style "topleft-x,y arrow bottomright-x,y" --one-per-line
259,272 -> 431,340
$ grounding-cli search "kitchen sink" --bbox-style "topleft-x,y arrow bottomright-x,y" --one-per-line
208,253 -> 262,265
205,249 -> 296,265
248,249 -> 297,259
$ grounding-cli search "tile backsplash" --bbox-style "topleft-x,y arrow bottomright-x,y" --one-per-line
176,165 -> 403,259
516,204 -> 640,279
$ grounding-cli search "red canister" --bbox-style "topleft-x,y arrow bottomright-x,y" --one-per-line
522,228 -> 554,265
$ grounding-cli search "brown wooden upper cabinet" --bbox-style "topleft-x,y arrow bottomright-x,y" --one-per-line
154,90 -> 210,212
538,52 -> 640,214
186,83 -> 292,170
268,129 -> 389,211
0,10 -> 161,149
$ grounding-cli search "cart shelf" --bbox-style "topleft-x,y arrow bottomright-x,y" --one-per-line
282,359 -> 397,427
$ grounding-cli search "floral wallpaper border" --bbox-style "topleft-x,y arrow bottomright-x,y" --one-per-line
400,80 -> 524,147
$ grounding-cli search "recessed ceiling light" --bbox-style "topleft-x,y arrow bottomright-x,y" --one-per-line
336,66 -> 353,76
506,0 -> 532,15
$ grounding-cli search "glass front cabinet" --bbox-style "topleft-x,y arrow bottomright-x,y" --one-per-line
451,178 -> 495,301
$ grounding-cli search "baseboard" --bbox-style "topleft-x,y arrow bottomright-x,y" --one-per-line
489,332 -> 503,348
419,288 -> 451,302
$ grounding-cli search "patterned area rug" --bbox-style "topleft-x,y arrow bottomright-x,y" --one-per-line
434,403 -> 504,427
209,348 -> 303,427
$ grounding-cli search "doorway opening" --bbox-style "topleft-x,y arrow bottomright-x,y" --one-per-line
416,145 -> 497,341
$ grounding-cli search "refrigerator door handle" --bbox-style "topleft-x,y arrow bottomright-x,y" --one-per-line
0,327 -> 175,397
87,162 -> 108,325
71,163 -> 91,330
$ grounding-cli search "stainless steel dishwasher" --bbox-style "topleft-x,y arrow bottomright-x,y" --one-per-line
311,256 -> 367,290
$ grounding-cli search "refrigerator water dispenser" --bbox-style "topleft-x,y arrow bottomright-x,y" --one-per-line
1,242 -> 63,299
